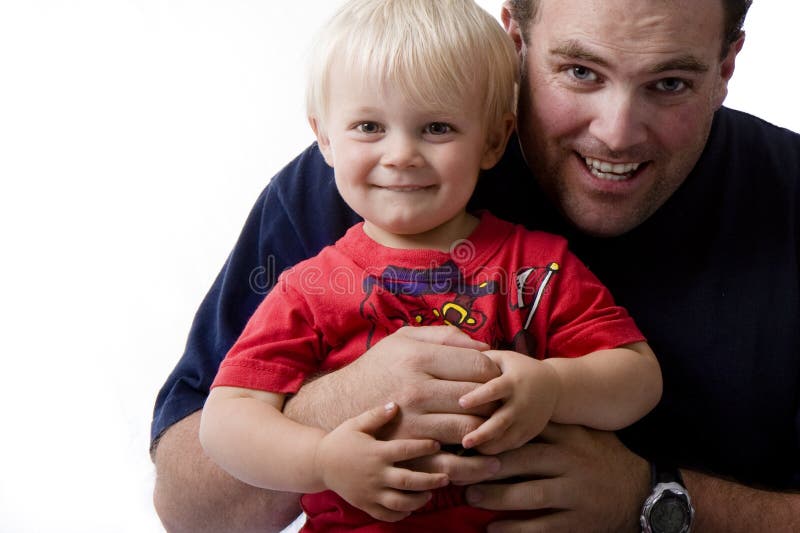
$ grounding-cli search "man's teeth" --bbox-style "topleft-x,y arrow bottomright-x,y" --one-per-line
584,157 -> 641,180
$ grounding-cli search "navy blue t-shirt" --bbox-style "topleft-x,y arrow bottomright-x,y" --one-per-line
152,107 -> 800,490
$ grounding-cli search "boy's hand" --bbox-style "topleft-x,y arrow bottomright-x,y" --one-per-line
314,402 -> 450,522
457,350 -> 561,455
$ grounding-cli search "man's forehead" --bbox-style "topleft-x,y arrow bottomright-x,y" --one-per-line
530,0 -> 725,61
532,0 -> 724,34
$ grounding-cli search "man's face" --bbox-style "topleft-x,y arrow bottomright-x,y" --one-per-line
505,0 -> 741,237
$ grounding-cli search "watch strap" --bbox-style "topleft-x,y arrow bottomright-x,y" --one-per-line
651,462 -> 685,487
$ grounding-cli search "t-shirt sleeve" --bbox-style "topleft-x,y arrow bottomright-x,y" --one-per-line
212,275 -> 323,394
544,249 -> 645,358
149,143 -> 355,447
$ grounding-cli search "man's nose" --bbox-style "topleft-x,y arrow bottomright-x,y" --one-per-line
381,133 -> 424,168
588,92 -> 648,153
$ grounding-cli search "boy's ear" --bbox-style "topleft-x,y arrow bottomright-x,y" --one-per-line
308,116 -> 334,167
481,113 -> 515,170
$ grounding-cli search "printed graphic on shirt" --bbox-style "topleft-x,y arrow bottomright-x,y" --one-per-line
503,262 -> 559,356
359,261 -> 497,348
358,260 -> 559,352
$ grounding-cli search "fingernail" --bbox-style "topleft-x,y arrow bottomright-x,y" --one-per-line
384,402 -> 396,411
466,487 -> 482,504
487,458 -> 501,474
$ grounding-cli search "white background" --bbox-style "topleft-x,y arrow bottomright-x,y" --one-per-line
0,1 -> 797,532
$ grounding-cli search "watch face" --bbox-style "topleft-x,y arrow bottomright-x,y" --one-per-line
650,494 -> 689,533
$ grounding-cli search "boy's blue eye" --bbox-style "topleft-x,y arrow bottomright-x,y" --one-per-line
426,122 -> 452,135
357,122 -> 382,134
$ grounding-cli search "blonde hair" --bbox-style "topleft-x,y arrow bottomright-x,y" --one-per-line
306,0 -> 518,135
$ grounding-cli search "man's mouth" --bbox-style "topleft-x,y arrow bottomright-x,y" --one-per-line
582,156 -> 644,181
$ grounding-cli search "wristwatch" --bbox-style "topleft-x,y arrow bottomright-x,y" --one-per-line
640,463 -> 694,533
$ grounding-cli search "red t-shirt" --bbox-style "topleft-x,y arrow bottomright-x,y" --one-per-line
213,211 -> 644,531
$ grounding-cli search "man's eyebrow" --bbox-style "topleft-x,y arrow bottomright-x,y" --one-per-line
551,39 -> 710,74
551,40 -> 609,67
649,56 -> 709,74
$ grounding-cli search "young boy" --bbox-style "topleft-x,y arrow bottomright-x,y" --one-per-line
200,0 -> 662,530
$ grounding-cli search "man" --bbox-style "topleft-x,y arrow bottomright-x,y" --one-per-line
152,0 -> 800,531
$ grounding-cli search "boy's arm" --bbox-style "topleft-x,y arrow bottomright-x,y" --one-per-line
199,386 -> 327,493
153,327 -> 504,533
199,385 -> 449,522
544,341 -> 662,430
459,341 -> 661,454
153,411 -> 303,533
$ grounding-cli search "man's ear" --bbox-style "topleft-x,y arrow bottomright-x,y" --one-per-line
308,116 -> 334,167
714,33 -> 745,108
501,2 -> 524,52
481,113 -> 516,170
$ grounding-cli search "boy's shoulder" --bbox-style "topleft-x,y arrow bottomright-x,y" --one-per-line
482,211 -> 570,255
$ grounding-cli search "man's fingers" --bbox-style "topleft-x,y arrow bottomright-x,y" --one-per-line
486,442 -> 565,481
535,422 -> 573,443
399,451 -> 501,485
419,342 -> 501,382
393,326 -> 499,383
394,412 -> 486,443
487,511 -> 574,533
397,325 -> 490,351
399,380 -> 498,416
382,438 -> 442,463
466,477 -> 571,512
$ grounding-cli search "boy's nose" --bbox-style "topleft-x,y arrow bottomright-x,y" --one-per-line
381,134 -> 424,168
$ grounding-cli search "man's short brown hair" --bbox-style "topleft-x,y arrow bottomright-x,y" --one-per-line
505,0 -> 752,56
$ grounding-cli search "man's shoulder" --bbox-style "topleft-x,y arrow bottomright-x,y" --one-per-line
254,143 -> 360,259
267,142 -> 336,200
277,225 -> 360,277
705,107 -> 800,185
716,106 -> 800,150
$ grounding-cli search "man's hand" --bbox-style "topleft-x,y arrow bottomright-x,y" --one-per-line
465,424 -> 650,533
285,325 -> 504,484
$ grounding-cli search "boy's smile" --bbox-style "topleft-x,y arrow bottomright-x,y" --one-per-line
311,69 -> 511,251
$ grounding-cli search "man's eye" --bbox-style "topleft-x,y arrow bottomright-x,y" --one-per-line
357,122 -> 382,134
654,78 -> 688,93
569,65 -> 597,82
425,122 -> 452,135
